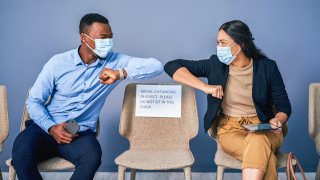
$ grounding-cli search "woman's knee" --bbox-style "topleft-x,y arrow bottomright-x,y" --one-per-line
245,132 -> 270,144
244,133 -> 273,153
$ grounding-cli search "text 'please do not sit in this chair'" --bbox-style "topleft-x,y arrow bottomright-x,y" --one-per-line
115,83 -> 199,180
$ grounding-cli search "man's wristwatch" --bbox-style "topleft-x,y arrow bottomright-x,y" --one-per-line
118,68 -> 125,80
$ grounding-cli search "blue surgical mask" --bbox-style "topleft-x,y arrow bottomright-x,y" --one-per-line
84,34 -> 113,58
217,43 -> 241,65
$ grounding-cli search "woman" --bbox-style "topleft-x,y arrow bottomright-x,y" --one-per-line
164,20 -> 291,180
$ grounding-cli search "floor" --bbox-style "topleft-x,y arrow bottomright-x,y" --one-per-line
1,172 -> 315,180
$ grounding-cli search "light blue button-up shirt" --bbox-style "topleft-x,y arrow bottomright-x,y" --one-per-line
26,47 -> 164,133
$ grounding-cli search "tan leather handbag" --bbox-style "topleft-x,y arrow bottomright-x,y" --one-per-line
287,152 -> 306,180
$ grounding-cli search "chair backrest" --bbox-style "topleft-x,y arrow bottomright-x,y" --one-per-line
309,83 -> 320,150
119,83 -> 199,149
0,85 -> 9,153
21,87 -> 100,138
208,104 -> 289,141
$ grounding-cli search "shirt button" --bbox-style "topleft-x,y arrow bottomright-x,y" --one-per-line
85,81 -> 87,84
72,112 -> 75,114
148,72 -> 150,74
83,93 -> 86,95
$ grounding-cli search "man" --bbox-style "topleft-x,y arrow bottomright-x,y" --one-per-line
11,13 -> 163,180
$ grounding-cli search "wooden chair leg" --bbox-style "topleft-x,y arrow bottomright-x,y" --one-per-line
8,166 -> 17,180
183,166 -> 192,180
130,169 -> 136,180
0,167 -> 3,180
216,165 -> 226,180
118,165 -> 126,180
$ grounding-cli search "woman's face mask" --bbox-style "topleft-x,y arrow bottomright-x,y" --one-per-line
84,33 -> 113,58
217,43 -> 241,65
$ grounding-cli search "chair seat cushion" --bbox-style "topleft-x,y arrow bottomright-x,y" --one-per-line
275,151 -> 296,168
214,146 -> 296,169
115,149 -> 194,170
214,146 -> 242,169
6,157 -> 75,171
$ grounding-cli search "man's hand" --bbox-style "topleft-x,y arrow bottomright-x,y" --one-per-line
202,84 -> 224,99
99,68 -> 120,84
49,122 -> 77,144
269,118 -> 282,135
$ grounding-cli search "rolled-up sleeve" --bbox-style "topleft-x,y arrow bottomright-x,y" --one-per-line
124,57 -> 164,79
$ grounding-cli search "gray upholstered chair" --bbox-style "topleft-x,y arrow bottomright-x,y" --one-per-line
0,86 -> 9,180
115,83 -> 199,180
309,83 -> 320,180
6,87 -> 100,180
208,114 -> 296,180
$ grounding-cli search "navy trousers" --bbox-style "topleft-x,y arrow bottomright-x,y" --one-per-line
12,120 -> 102,180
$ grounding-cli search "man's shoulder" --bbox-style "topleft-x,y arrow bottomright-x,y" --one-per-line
50,49 -> 76,62
110,51 -> 128,60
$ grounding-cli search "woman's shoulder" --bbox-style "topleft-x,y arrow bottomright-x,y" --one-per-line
209,54 -> 225,66
255,57 -> 277,65
254,57 -> 279,71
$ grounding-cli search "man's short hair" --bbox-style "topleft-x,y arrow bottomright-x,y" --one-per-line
79,13 -> 109,34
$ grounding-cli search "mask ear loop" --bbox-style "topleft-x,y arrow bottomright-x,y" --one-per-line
231,43 -> 241,56
235,48 -> 241,56
84,34 -> 96,51
84,33 -> 95,41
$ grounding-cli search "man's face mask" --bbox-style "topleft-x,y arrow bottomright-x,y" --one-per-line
84,34 -> 113,58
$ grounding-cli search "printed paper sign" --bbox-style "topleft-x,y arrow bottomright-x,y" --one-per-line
135,85 -> 182,118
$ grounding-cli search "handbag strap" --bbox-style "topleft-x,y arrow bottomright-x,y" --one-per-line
286,152 -> 306,180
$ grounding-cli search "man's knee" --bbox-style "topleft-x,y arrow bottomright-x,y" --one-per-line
12,134 -> 35,167
74,135 -> 102,168
86,149 -> 102,167
74,147 -> 102,171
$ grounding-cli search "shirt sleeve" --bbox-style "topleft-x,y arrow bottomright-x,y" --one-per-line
26,58 -> 57,133
270,61 -> 292,121
164,58 -> 212,78
123,56 -> 164,79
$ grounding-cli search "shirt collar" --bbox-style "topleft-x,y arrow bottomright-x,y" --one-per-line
74,46 -> 84,66
73,46 -> 105,67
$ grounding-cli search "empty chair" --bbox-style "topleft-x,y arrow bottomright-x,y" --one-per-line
6,87 -> 100,180
309,83 -> 320,180
0,86 -> 9,180
115,83 -> 199,180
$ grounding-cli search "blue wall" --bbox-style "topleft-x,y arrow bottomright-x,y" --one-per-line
1,0 -> 319,172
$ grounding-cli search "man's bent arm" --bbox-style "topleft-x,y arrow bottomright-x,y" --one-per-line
123,56 -> 164,80
26,58 -> 57,133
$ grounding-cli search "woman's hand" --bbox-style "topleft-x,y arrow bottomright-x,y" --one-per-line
269,118 -> 282,135
202,84 -> 224,99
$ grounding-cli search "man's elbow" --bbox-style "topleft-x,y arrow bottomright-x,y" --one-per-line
150,58 -> 164,75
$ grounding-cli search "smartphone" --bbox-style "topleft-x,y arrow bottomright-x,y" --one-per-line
241,123 -> 282,132
65,119 -> 80,134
